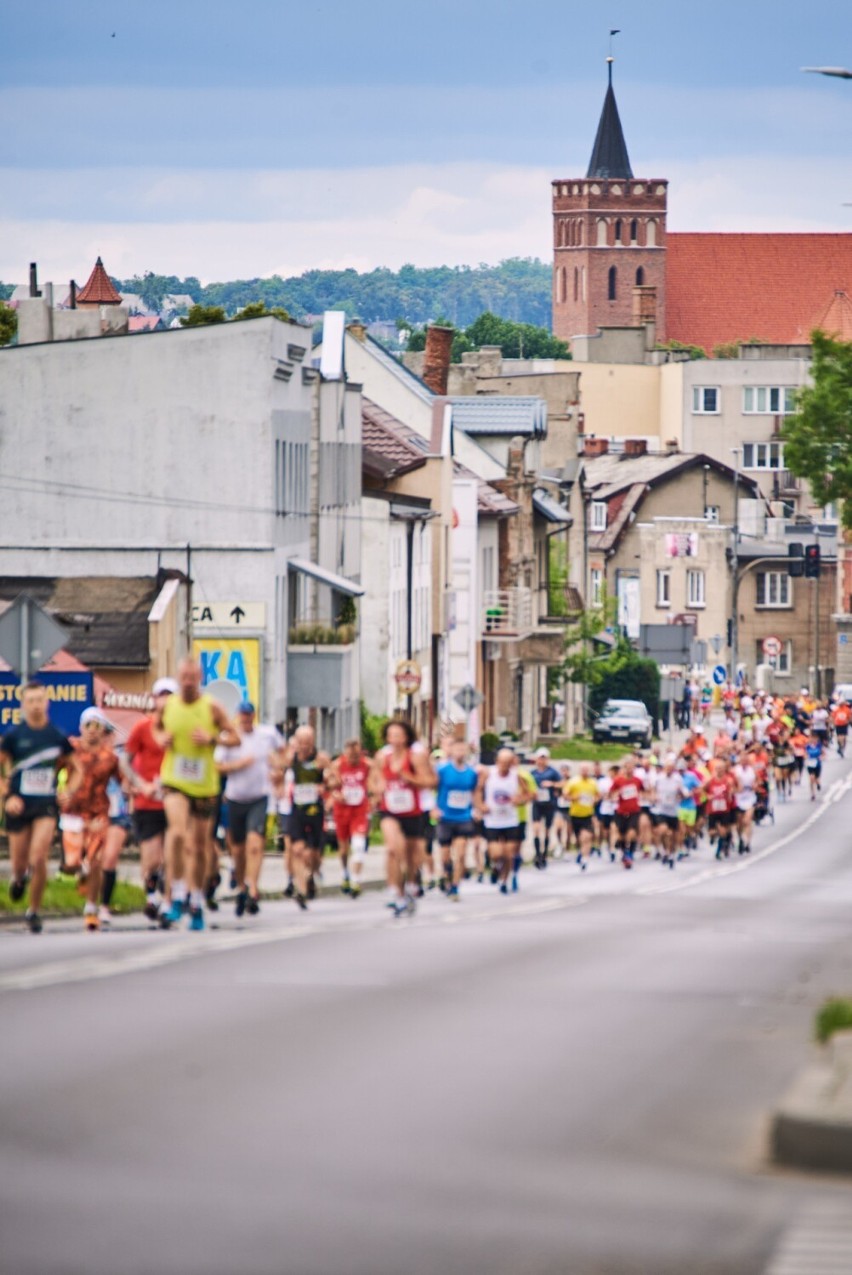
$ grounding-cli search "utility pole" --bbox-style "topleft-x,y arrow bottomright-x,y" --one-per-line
730,448 -> 741,681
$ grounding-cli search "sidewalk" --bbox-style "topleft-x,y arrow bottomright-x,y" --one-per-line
772,1029 -> 852,1173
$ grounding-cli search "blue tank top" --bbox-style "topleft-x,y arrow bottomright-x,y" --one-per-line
436,761 -> 477,823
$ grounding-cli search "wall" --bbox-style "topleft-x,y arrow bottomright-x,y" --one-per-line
570,362 -> 665,445
635,518 -> 732,651
738,561 -> 835,691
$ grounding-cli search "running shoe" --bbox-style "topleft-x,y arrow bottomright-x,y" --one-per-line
188,907 -> 205,931
9,876 -> 28,903
144,899 -> 160,922
283,880 -> 295,898
98,906 -> 113,928
229,869 -> 238,890
447,885 -> 460,901
235,889 -> 248,917
511,875 -> 519,892
84,909 -> 100,932
306,875 -> 316,900
350,883 -> 361,899
294,892 -> 308,911
340,878 -> 352,895
163,900 -> 184,926
246,895 -> 260,915
476,872 -> 484,884
24,911 -> 42,934
499,882 -> 509,895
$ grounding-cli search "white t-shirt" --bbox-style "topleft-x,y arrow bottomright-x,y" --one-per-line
215,724 -> 284,803
653,772 -> 683,819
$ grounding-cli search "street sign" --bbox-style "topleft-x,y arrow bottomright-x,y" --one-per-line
712,664 -> 727,686
0,671 -> 92,735
454,683 -> 484,714
193,637 -> 261,708
0,594 -> 69,680
710,634 -> 723,655
762,635 -> 783,659
394,659 -> 422,696
192,601 -> 266,630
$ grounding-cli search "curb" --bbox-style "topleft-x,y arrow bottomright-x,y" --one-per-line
771,1032 -> 852,1174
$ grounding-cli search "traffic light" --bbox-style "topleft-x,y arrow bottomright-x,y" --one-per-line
788,542 -> 804,577
804,543 -> 821,578
726,618 -> 733,648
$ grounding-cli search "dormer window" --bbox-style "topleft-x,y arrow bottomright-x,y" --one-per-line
591,501 -> 608,531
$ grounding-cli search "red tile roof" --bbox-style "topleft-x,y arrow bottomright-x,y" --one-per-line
813,289 -> 852,342
127,315 -> 163,332
362,398 -> 428,478
76,256 -> 122,306
666,233 -> 852,354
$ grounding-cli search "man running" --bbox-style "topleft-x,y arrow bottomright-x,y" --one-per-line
284,725 -> 331,910
434,738 -> 478,900
370,719 -> 436,916
62,707 -> 122,930
0,681 -> 75,933
652,754 -> 684,869
326,738 -> 372,898
833,698 -> 850,758
215,700 -> 284,917
123,677 -> 177,921
530,747 -> 561,869
563,761 -> 598,871
476,749 -> 535,894
155,658 -> 238,930
610,757 -> 645,869
805,730 -> 824,801
706,758 -> 736,860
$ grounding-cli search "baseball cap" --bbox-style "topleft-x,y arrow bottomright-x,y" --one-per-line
80,707 -> 110,728
237,700 -> 256,714
534,747 -> 550,758
152,677 -> 179,697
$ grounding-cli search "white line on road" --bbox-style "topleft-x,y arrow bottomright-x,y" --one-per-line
639,771 -> 852,898
764,1200 -> 852,1274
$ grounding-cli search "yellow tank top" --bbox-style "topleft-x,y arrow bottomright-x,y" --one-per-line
160,694 -> 218,798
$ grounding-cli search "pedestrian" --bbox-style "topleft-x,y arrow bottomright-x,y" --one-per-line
122,677 -> 177,921
62,707 -> 122,931
475,749 -> 535,894
284,725 -> 332,910
530,747 -> 561,868
369,719 -> 436,917
326,738 -> 372,898
434,738 -> 478,900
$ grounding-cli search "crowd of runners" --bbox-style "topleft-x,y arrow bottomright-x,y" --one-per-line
0,664 -> 848,932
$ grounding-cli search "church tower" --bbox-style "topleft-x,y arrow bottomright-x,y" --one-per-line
552,60 -> 668,345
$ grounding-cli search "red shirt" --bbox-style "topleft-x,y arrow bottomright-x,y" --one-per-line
334,758 -> 370,813
610,773 -> 644,816
125,716 -> 165,811
706,776 -> 735,814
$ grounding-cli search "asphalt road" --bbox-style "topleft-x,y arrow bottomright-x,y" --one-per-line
2,759 -> 852,1275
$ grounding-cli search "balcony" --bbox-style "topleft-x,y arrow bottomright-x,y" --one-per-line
287,624 -> 357,710
775,470 -> 800,495
482,588 -> 534,640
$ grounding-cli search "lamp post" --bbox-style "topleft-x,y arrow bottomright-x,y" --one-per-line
730,448 -> 741,681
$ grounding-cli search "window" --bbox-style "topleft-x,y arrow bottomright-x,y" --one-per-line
686,569 -> 706,608
590,568 -> 603,606
614,218 -> 623,244
596,218 -> 608,247
608,266 -> 617,301
590,501 -> 608,531
704,505 -> 720,522
573,266 -> 578,302
630,218 -> 638,244
756,571 -> 791,607
743,386 -> 797,415
635,266 -> 645,286
647,219 -> 657,247
656,570 -> 671,608
743,441 -> 784,470
692,386 -> 719,414
755,639 -> 792,675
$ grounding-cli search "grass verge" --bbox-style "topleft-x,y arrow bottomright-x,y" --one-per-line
0,876 -> 146,917
541,738 -> 634,763
815,997 -> 852,1044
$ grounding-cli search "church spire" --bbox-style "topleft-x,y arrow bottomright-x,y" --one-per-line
586,57 -> 633,180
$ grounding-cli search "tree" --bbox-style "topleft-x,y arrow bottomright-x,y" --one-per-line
232,301 -> 292,322
179,304 -> 227,328
559,589 -> 660,728
406,311 -> 569,362
783,330 -> 852,528
0,303 -> 17,347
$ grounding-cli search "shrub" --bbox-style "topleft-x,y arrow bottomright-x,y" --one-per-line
815,997 -> 852,1044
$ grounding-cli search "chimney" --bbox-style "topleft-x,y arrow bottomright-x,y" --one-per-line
347,319 -> 367,343
69,280 -> 77,310
583,436 -> 609,457
664,438 -> 679,455
422,325 -> 454,395
29,262 -> 40,298
632,285 -> 657,326
624,438 -> 648,457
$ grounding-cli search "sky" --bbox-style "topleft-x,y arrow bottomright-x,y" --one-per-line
2,0 -> 851,286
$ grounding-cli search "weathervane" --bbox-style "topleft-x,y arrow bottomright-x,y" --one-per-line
608,28 -> 621,83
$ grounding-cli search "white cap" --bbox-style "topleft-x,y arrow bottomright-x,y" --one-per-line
535,747 -> 551,758
152,677 -> 179,697
80,707 -> 111,729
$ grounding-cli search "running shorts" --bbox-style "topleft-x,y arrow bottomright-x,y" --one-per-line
334,803 -> 370,843
484,825 -> 521,843
291,806 -> 325,848
436,818 -> 476,846
5,797 -> 58,833
570,814 -> 593,836
379,811 -> 426,840
615,811 -> 639,837
653,813 -> 679,832
227,796 -> 268,843
162,787 -> 217,819
132,808 -> 166,842
532,802 -> 555,826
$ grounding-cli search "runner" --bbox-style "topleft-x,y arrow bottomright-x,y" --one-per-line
597,764 -> 619,862
123,677 -> 177,921
284,725 -> 331,910
100,764 -> 132,927
155,658 -> 238,931
811,699 -> 830,751
0,681 -> 75,933
563,761 -> 598,871
651,754 -> 684,869
732,747 -> 758,854
610,757 -> 645,869
772,727 -> 795,801
215,700 -> 284,918
676,758 -> 702,857
434,738 -> 479,900
530,747 -> 561,869
476,749 -> 535,894
326,738 -> 372,898
805,730 -> 824,801
62,708 -> 122,931
790,726 -> 808,786
833,698 -> 850,758
369,719 -> 436,916
705,758 -> 736,860
553,763 -> 572,859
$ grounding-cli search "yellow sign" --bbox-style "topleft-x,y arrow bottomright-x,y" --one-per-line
394,659 -> 422,696
193,637 -> 261,707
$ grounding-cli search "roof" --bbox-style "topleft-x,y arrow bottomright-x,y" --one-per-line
449,396 -> 547,438
813,290 -> 852,342
666,234 -> 852,353
75,256 -> 122,306
128,315 -> 164,333
358,332 -> 434,405
452,460 -> 519,518
0,577 -> 159,667
362,398 -> 429,480
533,488 -> 572,524
586,69 -> 633,180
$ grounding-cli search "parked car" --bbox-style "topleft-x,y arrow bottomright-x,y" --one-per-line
592,699 -> 653,748
831,683 -> 852,704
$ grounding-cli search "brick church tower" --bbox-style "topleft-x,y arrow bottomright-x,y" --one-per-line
552,61 -> 668,345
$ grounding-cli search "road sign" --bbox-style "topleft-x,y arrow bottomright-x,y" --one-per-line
712,664 -> 727,686
193,637 -> 261,709
454,683 -> 484,714
192,601 -> 266,630
0,594 -> 69,680
709,634 -> 723,656
394,659 -> 422,696
0,671 -> 92,735
762,635 -> 783,659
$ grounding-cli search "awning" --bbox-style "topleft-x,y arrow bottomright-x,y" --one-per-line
288,557 -> 365,597
533,489 -> 572,525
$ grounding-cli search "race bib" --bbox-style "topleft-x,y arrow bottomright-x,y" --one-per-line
710,797 -> 728,813
19,767 -> 55,797
384,785 -> 416,815
536,788 -> 549,803
342,784 -> 365,806
447,789 -> 471,810
174,756 -> 204,784
293,783 -> 320,806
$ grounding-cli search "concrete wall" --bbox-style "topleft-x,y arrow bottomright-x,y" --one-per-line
635,518 -> 732,649
571,362 -> 665,445
738,561 -> 835,691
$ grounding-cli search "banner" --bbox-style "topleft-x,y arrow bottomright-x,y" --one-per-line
193,637 -> 261,708
0,672 -> 94,736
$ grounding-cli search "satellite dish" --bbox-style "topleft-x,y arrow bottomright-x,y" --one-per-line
204,679 -> 242,714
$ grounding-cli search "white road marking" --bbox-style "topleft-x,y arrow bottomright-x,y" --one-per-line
639,771 -> 852,897
764,1200 -> 852,1274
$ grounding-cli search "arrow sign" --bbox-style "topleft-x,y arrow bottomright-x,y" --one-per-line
0,595 -> 69,681
230,606 -> 246,625
453,683 -> 484,715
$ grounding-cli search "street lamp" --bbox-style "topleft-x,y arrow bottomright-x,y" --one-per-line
730,447 -> 741,680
